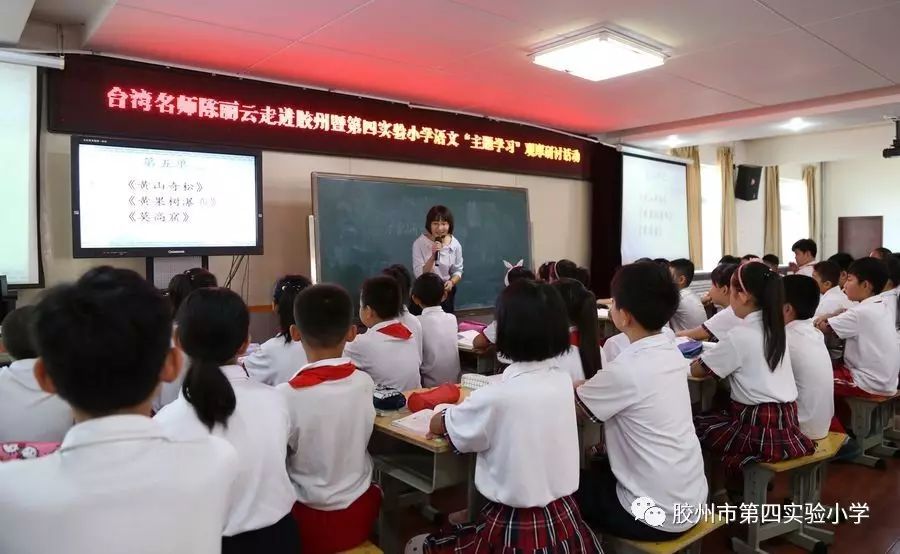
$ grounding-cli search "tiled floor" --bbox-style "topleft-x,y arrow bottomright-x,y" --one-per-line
393,456 -> 900,553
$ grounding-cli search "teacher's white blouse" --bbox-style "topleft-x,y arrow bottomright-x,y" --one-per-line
413,234 -> 463,282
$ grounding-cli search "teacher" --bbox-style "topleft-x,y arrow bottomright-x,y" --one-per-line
412,205 -> 464,314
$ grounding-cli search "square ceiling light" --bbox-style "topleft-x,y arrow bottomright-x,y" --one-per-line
531,30 -> 665,82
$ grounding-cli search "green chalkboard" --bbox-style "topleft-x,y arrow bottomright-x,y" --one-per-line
312,173 -> 531,311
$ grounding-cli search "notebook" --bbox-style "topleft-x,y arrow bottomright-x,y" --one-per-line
457,329 -> 481,349
391,404 -> 455,437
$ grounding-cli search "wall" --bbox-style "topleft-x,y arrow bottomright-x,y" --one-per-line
21,129 -> 591,307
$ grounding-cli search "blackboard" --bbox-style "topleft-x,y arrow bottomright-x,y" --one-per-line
312,173 -> 531,311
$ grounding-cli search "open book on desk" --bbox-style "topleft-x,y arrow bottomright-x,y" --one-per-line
390,404 -> 456,437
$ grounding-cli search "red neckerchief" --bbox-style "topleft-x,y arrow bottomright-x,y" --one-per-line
377,322 -> 412,340
289,362 -> 356,389
570,330 -> 580,347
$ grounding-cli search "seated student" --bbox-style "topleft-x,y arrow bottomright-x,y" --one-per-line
0,267 -> 239,554
870,247 -> 892,260
556,258 -> 578,280
789,238 -> 818,276
762,254 -> 780,271
154,288 -> 297,554
243,275 -> 312,385
816,258 -> 900,401
878,255 -> 900,328
553,278 -> 604,381
412,273 -> 461,387
668,258 -> 707,333
782,276 -> 834,440
0,307 -> 73,442
574,266 -> 592,289
155,267 -> 218,412
741,254 -> 760,262
344,276 -> 421,391
692,262 -> 814,473
719,254 -> 741,265
276,285 -> 380,554
678,263 -> 740,342
812,261 -> 853,318
383,264 -> 424,358
537,260 -> 558,283
828,252 -> 854,288
473,266 -> 534,350
576,262 -> 707,541
411,281 -> 601,553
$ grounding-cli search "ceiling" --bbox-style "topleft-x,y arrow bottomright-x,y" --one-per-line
19,0 -> 900,144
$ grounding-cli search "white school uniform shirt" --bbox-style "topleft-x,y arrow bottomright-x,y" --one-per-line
700,311 -> 799,405
481,321 -> 513,365
153,331 -> 188,412
400,306 -> 425,362
243,335 -> 308,386
444,358 -> 579,508
669,288 -> 708,333
412,233 -> 464,282
276,357 -> 375,510
785,320 -> 834,440
0,415 -> 239,554
815,286 -> 854,319
603,327 -> 675,364
0,358 -> 73,442
344,319 -> 422,391
154,364 -> 295,536
879,287 -> 899,328
828,296 -> 900,395
576,334 -> 708,533
703,306 -> 741,341
555,327 -> 608,382
794,261 -> 816,277
417,307 -> 461,387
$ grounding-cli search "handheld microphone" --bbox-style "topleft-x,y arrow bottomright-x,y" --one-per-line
434,238 -> 442,266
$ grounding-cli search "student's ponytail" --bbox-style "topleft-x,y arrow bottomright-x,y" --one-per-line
553,278 -> 602,378
176,287 -> 248,430
273,275 -> 313,344
735,262 -> 786,371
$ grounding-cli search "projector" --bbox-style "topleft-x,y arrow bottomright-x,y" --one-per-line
884,119 -> 900,158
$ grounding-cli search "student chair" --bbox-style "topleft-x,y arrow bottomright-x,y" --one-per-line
731,432 -> 845,554
845,392 -> 900,468
605,514 -> 727,554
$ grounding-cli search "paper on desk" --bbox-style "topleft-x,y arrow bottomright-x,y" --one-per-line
391,404 -> 453,437
597,308 -> 610,320
457,329 -> 480,349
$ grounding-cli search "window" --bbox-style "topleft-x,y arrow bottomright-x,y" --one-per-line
700,163 -> 723,271
780,178 -> 809,258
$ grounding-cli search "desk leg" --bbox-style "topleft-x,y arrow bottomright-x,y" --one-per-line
377,471 -> 402,554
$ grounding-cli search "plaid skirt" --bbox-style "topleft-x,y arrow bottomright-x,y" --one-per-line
424,495 -> 602,554
695,400 -> 815,471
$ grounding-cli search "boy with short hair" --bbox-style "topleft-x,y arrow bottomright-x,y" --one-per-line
783,275 -> 834,440
828,253 -> 854,288
812,260 -> 854,318
762,254 -> 780,271
790,239 -> 818,277
0,306 -> 73,442
667,258 -> 707,333
277,284 -> 380,554
411,273 -> 460,387
0,267 -> 239,554
344,275 -> 421,391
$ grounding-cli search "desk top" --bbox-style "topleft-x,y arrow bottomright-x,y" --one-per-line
373,387 -> 471,453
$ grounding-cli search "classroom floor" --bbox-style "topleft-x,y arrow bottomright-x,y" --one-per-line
393,456 -> 900,553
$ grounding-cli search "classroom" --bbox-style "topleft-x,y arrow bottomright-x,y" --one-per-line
1,1 -> 899,553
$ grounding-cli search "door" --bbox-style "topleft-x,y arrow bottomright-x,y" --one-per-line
838,216 -> 883,259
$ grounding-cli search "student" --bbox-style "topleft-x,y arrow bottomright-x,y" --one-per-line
789,239 -> 817,276
155,267 -> 218,411
576,262 -> 707,541
668,258 -> 707,333
412,273 -> 461,387
473,266 -> 534,350
574,266 -> 592,289
879,255 -> 900,327
828,252 -> 854,288
277,284 -> 380,554
719,255 -> 741,265
0,307 -> 73,442
812,261 -> 853,318
411,281 -> 601,553
677,263 -> 740,342
816,258 -> 900,399
383,264 -> 425,358
692,262 -> 814,472
0,267 -> 239,554
870,247 -> 892,260
782,276 -> 834,440
762,254 -> 780,271
537,260 -> 558,283
344,276 -> 421,391
741,254 -> 760,262
243,275 -> 312,385
555,259 -> 579,281
553,278 -> 604,381
154,288 -> 297,554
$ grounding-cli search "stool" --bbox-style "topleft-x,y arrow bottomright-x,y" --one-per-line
606,515 -> 726,554
339,540 -> 383,553
882,393 -> 900,443
732,432 -> 845,554
846,393 -> 900,468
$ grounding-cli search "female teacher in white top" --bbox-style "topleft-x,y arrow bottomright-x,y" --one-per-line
412,205 -> 464,314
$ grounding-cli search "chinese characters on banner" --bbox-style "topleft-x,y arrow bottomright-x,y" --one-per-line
106,87 -> 582,165
126,170 -> 215,226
